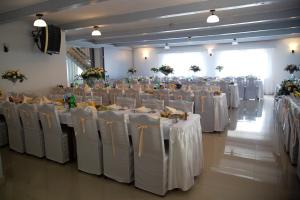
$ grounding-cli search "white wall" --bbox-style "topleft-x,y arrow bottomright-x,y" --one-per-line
0,20 -> 68,95
104,46 -> 133,79
133,37 -> 300,94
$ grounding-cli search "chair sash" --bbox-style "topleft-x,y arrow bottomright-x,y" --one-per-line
40,112 -> 52,128
100,118 -> 116,156
136,124 -> 159,157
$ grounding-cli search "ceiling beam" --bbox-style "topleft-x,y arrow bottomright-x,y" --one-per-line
60,0 -> 287,30
66,8 -> 300,41
112,28 -> 300,47
0,0 -> 110,25
88,19 -> 300,45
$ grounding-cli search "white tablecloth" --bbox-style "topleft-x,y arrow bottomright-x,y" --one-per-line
214,94 -> 229,132
228,84 -> 240,108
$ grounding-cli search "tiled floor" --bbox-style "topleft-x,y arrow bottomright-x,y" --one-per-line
0,96 -> 300,200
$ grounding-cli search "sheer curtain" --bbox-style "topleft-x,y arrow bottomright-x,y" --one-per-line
215,48 -> 273,94
66,56 -> 83,85
159,52 -> 206,77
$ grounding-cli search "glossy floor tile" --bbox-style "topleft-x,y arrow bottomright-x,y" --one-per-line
0,96 -> 300,200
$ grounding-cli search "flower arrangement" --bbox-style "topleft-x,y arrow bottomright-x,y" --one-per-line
151,67 -> 159,73
277,80 -> 300,96
285,64 -> 299,74
81,67 -> 105,80
190,65 -> 201,72
128,67 -> 137,74
216,66 -> 224,72
1,70 -> 27,83
159,65 -> 174,76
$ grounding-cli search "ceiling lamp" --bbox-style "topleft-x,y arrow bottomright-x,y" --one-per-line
164,43 -> 170,50
207,10 -> 219,23
232,38 -> 238,45
91,26 -> 101,36
33,14 -> 47,27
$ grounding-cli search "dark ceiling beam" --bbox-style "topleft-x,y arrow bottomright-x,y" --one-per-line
66,8 -> 300,41
60,0 -> 286,30
88,19 -> 300,45
0,0 -> 110,25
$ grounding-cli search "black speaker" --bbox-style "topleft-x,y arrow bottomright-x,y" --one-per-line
35,25 -> 61,55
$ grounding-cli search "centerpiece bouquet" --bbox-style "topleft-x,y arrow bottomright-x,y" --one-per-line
216,66 -> 224,72
285,64 -> 299,74
1,70 -> 27,83
277,80 -> 300,96
159,65 -> 174,76
81,67 -> 105,87
128,67 -> 137,75
190,65 -> 201,73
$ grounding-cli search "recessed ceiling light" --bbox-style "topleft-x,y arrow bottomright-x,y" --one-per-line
207,9 -> 220,23
91,26 -> 101,36
33,13 -> 47,27
232,38 -> 238,45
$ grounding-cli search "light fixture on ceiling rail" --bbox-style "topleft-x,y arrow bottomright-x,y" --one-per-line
91,26 -> 101,36
164,43 -> 170,50
232,38 -> 238,45
207,9 -> 219,23
33,14 -> 47,27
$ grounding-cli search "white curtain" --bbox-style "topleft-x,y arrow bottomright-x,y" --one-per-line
66,56 -> 83,85
215,48 -> 273,94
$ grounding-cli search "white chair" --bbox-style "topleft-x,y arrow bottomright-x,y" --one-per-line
18,103 -> 45,158
172,90 -> 194,102
38,104 -> 70,163
236,77 -> 245,99
0,118 -> 8,147
194,92 -> 215,132
116,96 -> 136,109
2,102 -> 25,153
141,99 -> 164,110
129,114 -> 168,196
71,109 -> 102,175
94,88 -> 110,105
109,89 -> 123,104
155,90 -> 170,106
168,100 -> 194,113
244,78 -> 258,100
98,111 -> 133,183
124,89 -> 140,106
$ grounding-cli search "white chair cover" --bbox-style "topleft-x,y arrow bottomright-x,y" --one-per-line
38,104 -> 69,163
124,89 -> 140,107
236,77 -> 245,99
98,111 -> 133,183
2,102 -> 25,153
141,99 -> 164,110
129,114 -> 168,196
289,105 -> 299,164
172,90 -> 194,102
116,96 -> 136,109
155,90 -> 170,106
18,103 -> 45,157
109,89 -> 123,104
94,88 -> 110,105
71,109 -> 102,175
168,100 -> 194,113
245,78 -> 258,100
194,92 -> 215,132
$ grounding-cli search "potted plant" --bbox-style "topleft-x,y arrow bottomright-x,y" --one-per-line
159,65 -> 174,76
1,69 -> 27,84
190,65 -> 201,73
128,67 -> 137,75
216,66 -> 224,72
285,64 -> 299,79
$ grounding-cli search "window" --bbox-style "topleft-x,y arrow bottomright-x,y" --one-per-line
66,56 -> 83,85
159,52 -> 205,77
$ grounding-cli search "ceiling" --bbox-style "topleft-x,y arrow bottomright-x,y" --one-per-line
0,0 -> 300,48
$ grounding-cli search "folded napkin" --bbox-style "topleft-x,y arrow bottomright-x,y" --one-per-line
165,106 -> 184,115
83,106 -> 97,113
55,105 -> 65,111
42,96 -> 52,104
135,106 -> 151,113
107,104 -> 122,110
77,102 -> 90,108
23,96 -> 33,104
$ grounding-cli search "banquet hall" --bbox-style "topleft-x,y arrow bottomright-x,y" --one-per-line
0,0 -> 300,199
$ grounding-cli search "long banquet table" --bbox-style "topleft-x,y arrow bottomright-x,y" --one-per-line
0,103 -> 203,191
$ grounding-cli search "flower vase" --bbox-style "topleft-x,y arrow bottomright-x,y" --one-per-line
289,73 -> 295,80
86,78 -> 96,88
